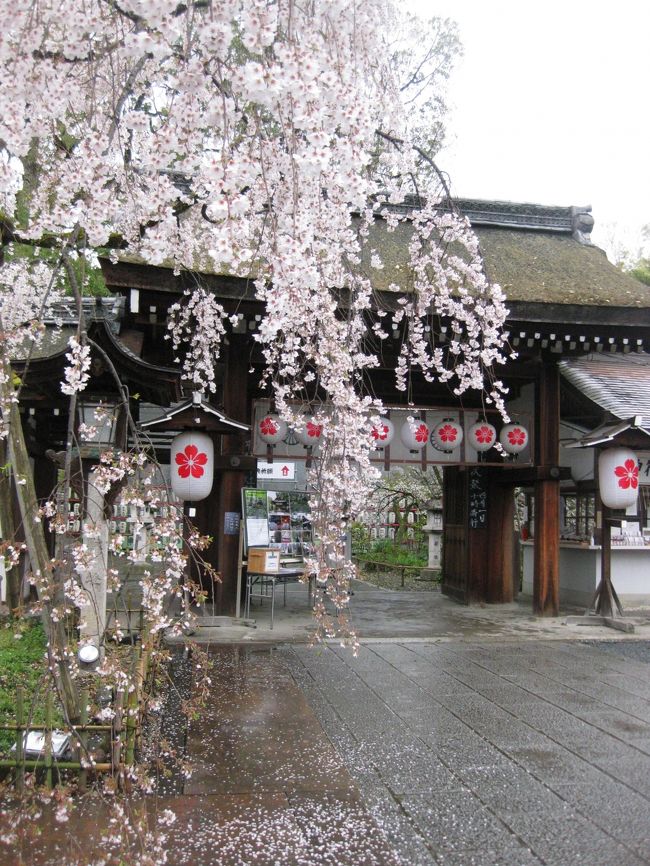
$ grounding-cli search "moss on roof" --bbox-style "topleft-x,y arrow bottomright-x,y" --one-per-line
106,201 -> 650,310
476,228 -> 649,308
359,219 -> 649,308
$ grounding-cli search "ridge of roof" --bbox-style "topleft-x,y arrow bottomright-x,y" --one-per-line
381,195 -> 592,240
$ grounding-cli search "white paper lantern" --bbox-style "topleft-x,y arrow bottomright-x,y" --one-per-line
400,419 -> 429,451
598,447 -> 639,509
499,423 -> 529,455
295,416 -> 323,447
468,421 -> 497,453
171,431 -> 214,501
432,419 -> 463,452
257,414 -> 287,445
370,417 -> 394,447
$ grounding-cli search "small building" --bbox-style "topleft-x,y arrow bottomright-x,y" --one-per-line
11,199 -> 650,616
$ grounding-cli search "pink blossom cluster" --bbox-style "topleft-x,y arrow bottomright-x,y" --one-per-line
0,1 -> 509,653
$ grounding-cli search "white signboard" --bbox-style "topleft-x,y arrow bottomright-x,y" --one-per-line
257,461 -> 296,481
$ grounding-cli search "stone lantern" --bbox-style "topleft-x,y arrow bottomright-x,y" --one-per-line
420,497 -> 443,580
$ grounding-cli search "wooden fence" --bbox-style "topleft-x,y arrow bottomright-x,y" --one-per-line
0,635 -> 152,791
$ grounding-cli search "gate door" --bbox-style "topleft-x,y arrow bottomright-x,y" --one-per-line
441,466 -> 470,604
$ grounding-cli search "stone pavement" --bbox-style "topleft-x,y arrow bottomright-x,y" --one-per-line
182,578 -> 650,644
286,639 -> 650,866
5,584 -> 650,865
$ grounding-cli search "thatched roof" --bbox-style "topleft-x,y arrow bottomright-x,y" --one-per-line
102,198 -> 649,314
477,227 -> 647,308
362,199 -> 648,309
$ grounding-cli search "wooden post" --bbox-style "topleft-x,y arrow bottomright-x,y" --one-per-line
216,336 -> 249,615
45,691 -> 53,789
0,437 -> 20,613
15,686 -> 24,793
78,688 -> 89,792
533,362 -> 560,616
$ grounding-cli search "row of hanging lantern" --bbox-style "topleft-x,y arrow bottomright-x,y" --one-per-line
258,413 -> 324,447
371,417 -> 529,456
257,412 -> 529,456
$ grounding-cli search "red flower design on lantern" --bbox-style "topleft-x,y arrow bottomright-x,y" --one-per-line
415,424 -> 429,443
175,444 -> 208,479
507,427 -> 526,447
372,423 -> 389,441
438,424 -> 458,443
305,420 -> 322,439
260,416 -> 279,437
614,459 -> 639,490
475,425 -> 494,445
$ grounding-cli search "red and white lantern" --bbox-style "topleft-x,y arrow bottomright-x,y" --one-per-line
370,417 -> 394,448
598,447 -> 639,509
295,415 -> 323,448
171,431 -> 214,501
499,423 -> 529,455
400,419 -> 429,451
257,413 -> 288,445
432,419 -> 463,453
468,421 -> 497,453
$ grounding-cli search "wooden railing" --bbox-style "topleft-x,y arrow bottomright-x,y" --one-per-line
0,633 -> 153,791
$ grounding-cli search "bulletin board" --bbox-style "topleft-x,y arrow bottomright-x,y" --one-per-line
241,488 -> 313,556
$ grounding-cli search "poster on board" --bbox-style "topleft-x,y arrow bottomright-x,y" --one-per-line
241,488 -> 313,555
242,488 -> 270,549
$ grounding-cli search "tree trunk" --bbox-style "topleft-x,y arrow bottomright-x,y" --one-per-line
0,437 -> 21,612
5,395 -> 79,720
79,469 -> 108,657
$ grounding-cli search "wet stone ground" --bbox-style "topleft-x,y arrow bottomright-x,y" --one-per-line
4,639 -> 650,865
285,640 -> 650,866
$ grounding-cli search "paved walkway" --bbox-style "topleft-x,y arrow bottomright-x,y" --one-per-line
5,585 -> 650,865
286,639 -> 650,866
183,578 -> 650,644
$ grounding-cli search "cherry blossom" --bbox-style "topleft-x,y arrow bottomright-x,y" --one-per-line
507,427 -> 527,447
615,459 -> 639,490
437,424 -> 458,443
0,5 -> 512,812
475,425 -> 495,444
175,444 -> 208,479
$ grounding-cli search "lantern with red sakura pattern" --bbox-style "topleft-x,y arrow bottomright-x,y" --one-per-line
598,447 -> 639,509
499,423 -> 529,455
295,416 -> 324,447
170,431 -> 214,501
432,419 -> 464,453
370,417 -> 394,448
468,421 -> 497,453
257,413 -> 288,445
400,419 -> 430,451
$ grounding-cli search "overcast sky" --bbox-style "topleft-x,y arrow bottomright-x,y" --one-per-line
407,0 -> 650,260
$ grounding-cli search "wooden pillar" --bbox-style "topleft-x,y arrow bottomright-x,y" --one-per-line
216,336 -> 249,615
486,474 -> 515,603
533,362 -> 560,615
